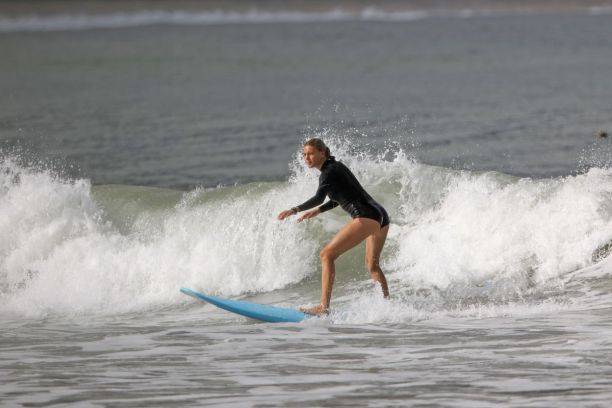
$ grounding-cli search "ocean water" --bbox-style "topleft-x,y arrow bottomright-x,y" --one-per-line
2,6 -> 612,407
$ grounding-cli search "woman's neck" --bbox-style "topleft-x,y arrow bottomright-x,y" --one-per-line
316,157 -> 329,170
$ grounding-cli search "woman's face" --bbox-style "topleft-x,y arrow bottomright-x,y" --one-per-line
302,145 -> 326,169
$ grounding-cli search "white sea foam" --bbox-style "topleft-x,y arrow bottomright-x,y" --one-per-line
2,143 -> 612,319
0,159 -> 317,317
332,287 -> 575,325
588,6 -> 612,15
1,7 -> 610,33
388,166 -> 612,291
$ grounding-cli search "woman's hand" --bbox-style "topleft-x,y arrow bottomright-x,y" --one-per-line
297,208 -> 320,222
277,209 -> 296,220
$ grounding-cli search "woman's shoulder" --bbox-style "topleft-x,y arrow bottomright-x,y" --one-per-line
321,160 -> 351,185
330,159 -> 351,174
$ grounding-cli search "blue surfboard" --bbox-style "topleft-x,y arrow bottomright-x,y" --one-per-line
180,287 -> 307,323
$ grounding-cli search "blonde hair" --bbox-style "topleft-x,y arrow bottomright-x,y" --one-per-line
303,138 -> 330,158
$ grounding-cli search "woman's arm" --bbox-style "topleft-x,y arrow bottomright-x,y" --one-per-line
292,171 -> 333,212
277,173 -> 332,220
293,187 -> 327,213
295,200 -> 338,222
277,190 -> 325,221
318,200 -> 338,213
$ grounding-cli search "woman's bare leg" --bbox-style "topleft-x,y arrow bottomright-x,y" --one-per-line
302,218 -> 380,315
365,224 -> 390,298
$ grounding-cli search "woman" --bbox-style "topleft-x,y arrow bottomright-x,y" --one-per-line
277,138 -> 390,316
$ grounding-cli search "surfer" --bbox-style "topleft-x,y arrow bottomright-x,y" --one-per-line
277,138 -> 390,316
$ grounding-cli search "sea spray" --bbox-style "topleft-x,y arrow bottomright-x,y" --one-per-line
290,137 -> 612,321
2,143 -> 612,319
0,158 -> 317,317
388,167 -> 612,292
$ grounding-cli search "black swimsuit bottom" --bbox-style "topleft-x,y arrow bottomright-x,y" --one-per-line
295,156 -> 390,228
344,199 -> 390,228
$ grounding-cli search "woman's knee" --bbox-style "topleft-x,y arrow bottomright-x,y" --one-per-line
320,246 -> 338,262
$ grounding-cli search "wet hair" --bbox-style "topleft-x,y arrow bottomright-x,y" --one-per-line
303,138 -> 331,158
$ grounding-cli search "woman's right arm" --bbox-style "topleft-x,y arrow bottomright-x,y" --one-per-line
277,189 -> 325,220
293,186 -> 327,213
277,174 -> 331,220
294,199 -> 337,222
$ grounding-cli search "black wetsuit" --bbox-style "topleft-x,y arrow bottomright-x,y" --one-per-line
294,156 -> 390,228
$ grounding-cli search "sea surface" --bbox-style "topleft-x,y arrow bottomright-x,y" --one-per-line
2,5 -> 612,407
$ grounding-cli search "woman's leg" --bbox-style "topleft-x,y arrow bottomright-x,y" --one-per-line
302,218 -> 380,315
365,224 -> 390,298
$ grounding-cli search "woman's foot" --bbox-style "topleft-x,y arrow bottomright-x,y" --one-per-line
299,304 -> 329,316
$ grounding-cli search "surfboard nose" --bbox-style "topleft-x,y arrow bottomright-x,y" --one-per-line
180,287 -> 307,323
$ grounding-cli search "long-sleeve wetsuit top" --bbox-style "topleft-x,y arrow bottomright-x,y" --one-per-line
294,156 -> 376,215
